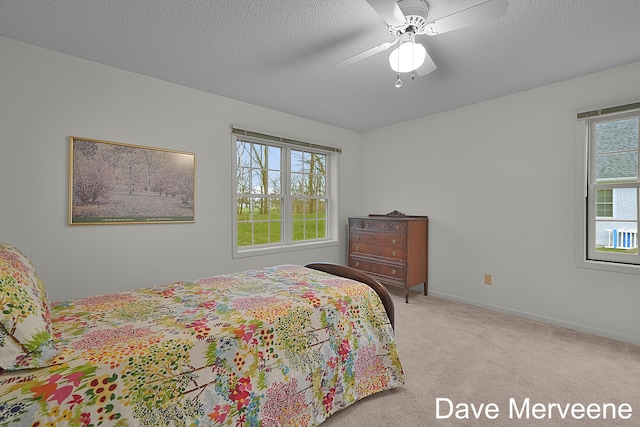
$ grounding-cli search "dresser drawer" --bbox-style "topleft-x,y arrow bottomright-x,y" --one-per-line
349,257 -> 405,282
350,240 -> 404,261
361,219 -> 392,231
387,221 -> 407,232
349,218 -> 362,228
349,219 -> 408,232
350,231 -> 404,248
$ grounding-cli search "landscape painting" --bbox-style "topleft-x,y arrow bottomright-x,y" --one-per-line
69,137 -> 195,225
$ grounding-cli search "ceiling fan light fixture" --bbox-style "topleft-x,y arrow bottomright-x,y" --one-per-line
388,36 -> 426,73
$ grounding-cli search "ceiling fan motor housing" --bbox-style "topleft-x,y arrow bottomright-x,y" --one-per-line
389,0 -> 429,35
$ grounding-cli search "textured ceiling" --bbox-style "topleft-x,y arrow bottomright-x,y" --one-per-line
2,0 -> 640,132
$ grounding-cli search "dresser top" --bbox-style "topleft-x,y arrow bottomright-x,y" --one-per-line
349,214 -> 429,221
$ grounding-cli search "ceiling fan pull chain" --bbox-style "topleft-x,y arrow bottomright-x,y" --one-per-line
395,44 -> 403,88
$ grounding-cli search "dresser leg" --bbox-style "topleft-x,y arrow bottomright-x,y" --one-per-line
405,290 -> 409,304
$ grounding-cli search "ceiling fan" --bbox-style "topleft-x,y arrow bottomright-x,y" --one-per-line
336,0 -> 509,87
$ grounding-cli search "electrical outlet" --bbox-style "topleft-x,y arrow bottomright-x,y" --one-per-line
484,274 -> 492,285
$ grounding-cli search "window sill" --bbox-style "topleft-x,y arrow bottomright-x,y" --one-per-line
577,258 -> 640,275
233,239 -> 340,259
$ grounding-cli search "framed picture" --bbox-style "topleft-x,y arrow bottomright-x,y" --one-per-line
68,137 -> 196,225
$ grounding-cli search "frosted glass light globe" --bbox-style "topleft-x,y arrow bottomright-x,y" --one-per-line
389,41 -> 426,73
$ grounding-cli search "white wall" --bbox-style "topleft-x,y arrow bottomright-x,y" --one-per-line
361,61 -> 640,344
0,37 -> 362,301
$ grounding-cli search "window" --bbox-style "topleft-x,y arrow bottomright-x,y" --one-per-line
290,150 -> 328,241
577,103 -> 640,270
232,128 -> 339,256
595,189 -> 613,217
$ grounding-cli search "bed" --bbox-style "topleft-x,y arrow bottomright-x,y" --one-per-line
0,243 -> 404,427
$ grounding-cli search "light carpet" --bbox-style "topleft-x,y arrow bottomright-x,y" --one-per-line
322,287 -> 640,426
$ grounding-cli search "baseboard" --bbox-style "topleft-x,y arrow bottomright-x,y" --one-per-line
428,290 -> 640,346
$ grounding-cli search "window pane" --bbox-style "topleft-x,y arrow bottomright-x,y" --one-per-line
263,197 -> 282,244
595,118 -> 638,183
252,143 -> 266,167
291,172 -> 307,196
237,197 -> 253,247
269,220 -> 282,244
292,197 -> 304,216
318,220 -> 326,238
312,154 -> 326,196
268,146 -> 281,170
253,221 -> 270,245
312,175 -> 326,196
251,170 -> 265,194
311,153 -> 325,196
236,167 -> 250,194
237,198 -> 250,218
237,222 -> 253,247
292,219 -> 304,241
307,200 -> 317,218
314,178 -> 326,196
594,189 -> 637,254
318,199 -> 326,217
317,199 -> 327,238
268,170 -> 281,194
269,198 -> 282,218
237,141 -> 251,168
305,220 -> 318,239
291,150 -> 304,173
252,197 -> 267,217
292,198 -> 305,241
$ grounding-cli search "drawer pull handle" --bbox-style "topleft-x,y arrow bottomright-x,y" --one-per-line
355,235 -> 360,240
355,262 -> 360,267
356,245 -> 360,251
392,250 -> 397,256
391,269 -> 396,275
391,239 -> 397,245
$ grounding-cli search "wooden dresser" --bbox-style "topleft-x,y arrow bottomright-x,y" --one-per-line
348,213 -> 428,303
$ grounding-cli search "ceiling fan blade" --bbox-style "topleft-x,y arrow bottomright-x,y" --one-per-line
335,39 -> 399,67
415,49 -> 437,76
366,0 -> 407,27
424,0 -> 509,36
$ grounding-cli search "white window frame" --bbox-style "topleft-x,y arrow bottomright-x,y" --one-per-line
575,102 -> 640,274
232,128 -> 340,258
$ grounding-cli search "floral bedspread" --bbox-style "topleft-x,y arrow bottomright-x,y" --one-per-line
0,265 -> 404,426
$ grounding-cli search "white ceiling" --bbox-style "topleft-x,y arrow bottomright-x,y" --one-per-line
2,0 -> 640,132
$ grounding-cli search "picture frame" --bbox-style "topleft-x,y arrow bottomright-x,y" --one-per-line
68,137 -> 196,225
